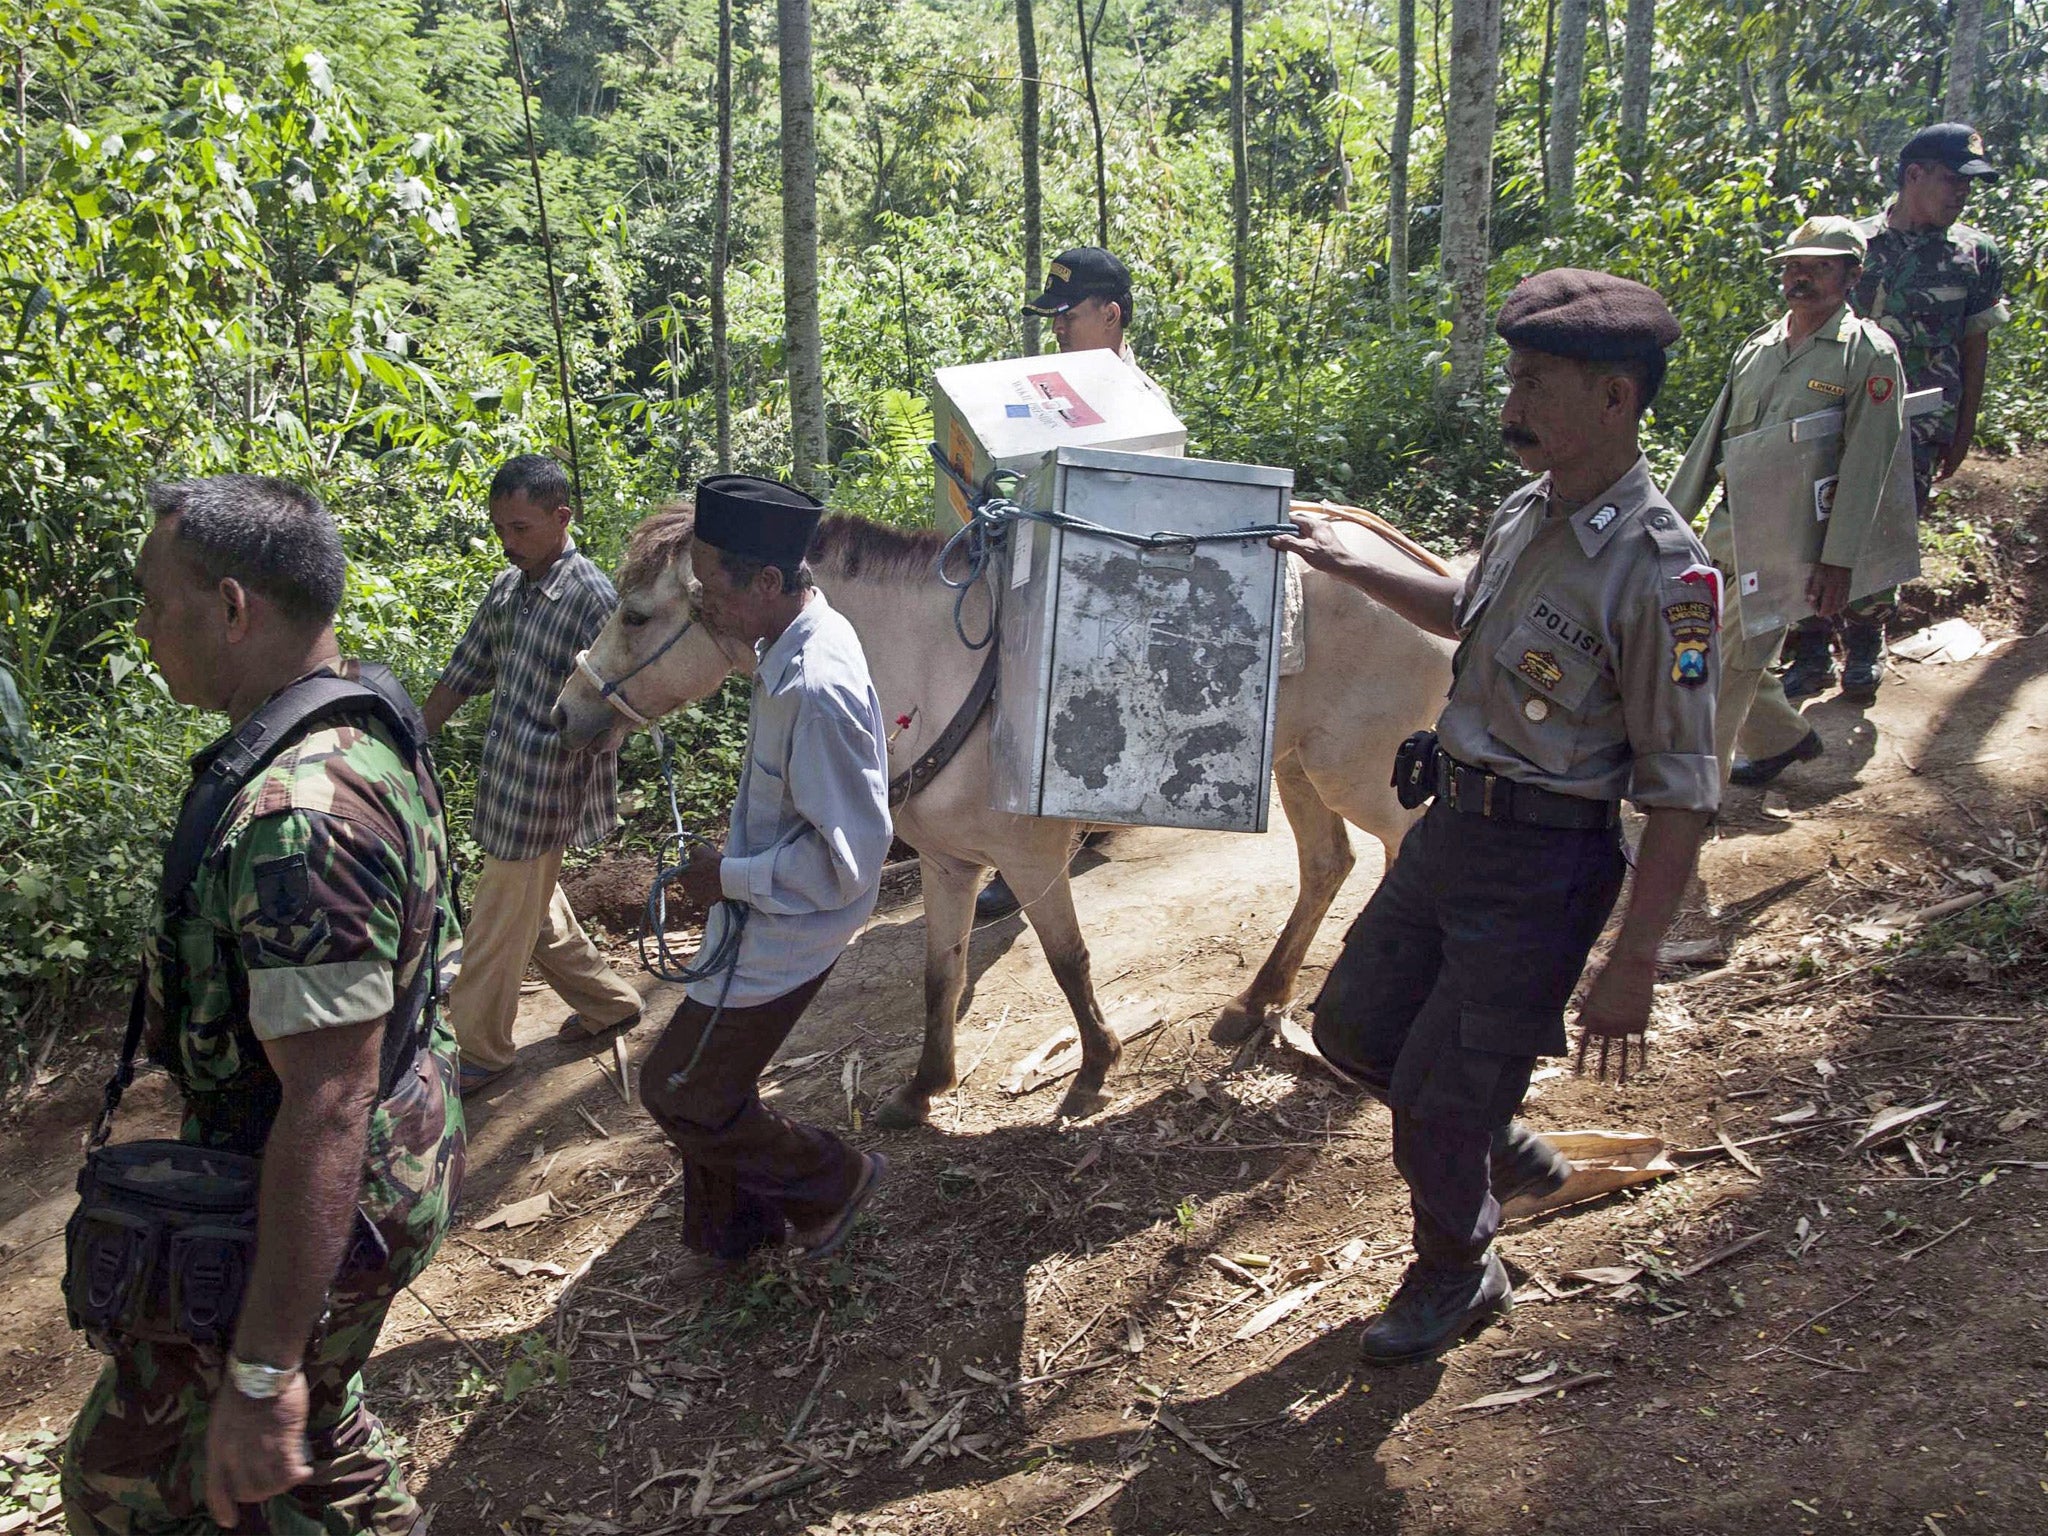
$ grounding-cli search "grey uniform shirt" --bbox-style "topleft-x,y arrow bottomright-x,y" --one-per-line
1436,457 -> 1721,815
694,592 -> 894,1006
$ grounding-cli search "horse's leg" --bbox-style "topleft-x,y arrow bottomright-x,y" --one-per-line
1212,752 -> 1356,1045
1003,844 -> 1119,1119
875,851 -> 981,1129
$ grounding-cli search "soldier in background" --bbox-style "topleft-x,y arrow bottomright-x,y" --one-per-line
1777,123 -> 2007,704
65,476 -> 462,1534
1667,217 -> 1904,787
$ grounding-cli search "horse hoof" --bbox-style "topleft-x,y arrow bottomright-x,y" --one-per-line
873,1088 -> 932,1130
1057,1080 -> 1113,1121
1209,999 -> 1266,1046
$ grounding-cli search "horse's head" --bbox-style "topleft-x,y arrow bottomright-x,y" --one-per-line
552,507 -> 751,751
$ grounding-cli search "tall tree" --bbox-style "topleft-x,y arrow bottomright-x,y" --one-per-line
712,0 -> 734,471
1388,0 -> 1415,324
1018,0 -> 1043,355
1075,0 -> 1108,246
1440,0 -> 1501,397
1618,0 -> 1654,178
1945,0 -> 1985,119
1547,0 -> 1590,223
778,0 -> 827,489
1230,0 -> 1249,331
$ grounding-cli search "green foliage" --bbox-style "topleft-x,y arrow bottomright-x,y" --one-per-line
2,0 -> 2045,1049
0,1426 -> 64,1528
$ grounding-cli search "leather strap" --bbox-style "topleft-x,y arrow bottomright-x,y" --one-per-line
888,646 -> 998,809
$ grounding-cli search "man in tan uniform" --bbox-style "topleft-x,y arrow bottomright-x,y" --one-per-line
1668,218 -> 1905,786
1276,269 -> 1719,1363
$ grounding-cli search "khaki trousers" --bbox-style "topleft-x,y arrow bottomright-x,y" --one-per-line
450,849 -> 642,1071
1715,584 -> 1817,781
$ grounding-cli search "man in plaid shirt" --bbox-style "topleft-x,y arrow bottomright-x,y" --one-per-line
422,455 -> 643,1093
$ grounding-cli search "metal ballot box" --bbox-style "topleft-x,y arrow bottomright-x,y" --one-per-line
989,447 -> 1292,833
931,349 -> 1185,526
1722,388 -> 1941,638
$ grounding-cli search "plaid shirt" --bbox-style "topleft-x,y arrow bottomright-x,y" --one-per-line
439,544 -> 620,860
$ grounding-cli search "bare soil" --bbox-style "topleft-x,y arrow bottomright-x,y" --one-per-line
5,453 -> 2047,1535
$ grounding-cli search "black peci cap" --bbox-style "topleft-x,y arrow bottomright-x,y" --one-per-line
693,475 -> 824,567
1898,122 -> 1998,180
1494,268 -> 1681,361
1022,247 -> 1133,316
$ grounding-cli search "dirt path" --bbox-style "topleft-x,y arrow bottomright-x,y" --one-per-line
4,456 -> 2046,1534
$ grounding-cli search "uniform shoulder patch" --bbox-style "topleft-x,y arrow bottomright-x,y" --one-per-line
1868,375 -> 1894,404
254,853 -> 312,925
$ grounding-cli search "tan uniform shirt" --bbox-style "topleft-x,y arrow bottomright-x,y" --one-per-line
1666,304 -> 1905,572
1437,456 -> 1721,815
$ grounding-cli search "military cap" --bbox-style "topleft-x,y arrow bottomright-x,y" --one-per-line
1768,215 -> 1866,264
1494,268 -> 1681,361
1899,122 -> 1998,180
694,475 -> 824,567
1023,247 -> 1133,316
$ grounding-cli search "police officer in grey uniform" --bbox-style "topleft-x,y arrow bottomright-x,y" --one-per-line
1274,270 -> 1720,1363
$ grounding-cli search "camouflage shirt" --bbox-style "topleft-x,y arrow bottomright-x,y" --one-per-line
145,667 -> 461,1156
1852,205 -> 2008,447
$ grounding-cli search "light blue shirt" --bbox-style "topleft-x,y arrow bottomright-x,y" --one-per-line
692,592 -> 893,1005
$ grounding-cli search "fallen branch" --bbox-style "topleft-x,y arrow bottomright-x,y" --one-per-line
1741,1282 -> 1874,1362
1895,1216 -> 1973,1264
1455,1370 -> 1612,1413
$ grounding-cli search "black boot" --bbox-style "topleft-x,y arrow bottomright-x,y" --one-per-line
1780,623 -> 1836,701
1358,1251 -> 1512,1365
975,872 -> 1021,921
1491,1121 -> 1571,1206
1729,729 -> 1824,787
1840,620 -> 1886,704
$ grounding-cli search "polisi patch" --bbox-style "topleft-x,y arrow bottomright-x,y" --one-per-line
1518,648 -> 1565,691
1528,595 -> 1606,660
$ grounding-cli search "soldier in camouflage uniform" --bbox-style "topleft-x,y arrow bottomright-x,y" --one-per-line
63,477 -> 464,1536
1777,123 -> 2008,704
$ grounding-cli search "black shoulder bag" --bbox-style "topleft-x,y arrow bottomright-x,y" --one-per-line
63,667 -> 444,1352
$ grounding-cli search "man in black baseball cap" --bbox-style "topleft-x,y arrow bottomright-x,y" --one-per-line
1897,122 -> 1999,181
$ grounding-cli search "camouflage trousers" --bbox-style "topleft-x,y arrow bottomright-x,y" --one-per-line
62,1044 -> 465,1535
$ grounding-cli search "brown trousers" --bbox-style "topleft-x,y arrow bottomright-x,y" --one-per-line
639,967 -> 863,1261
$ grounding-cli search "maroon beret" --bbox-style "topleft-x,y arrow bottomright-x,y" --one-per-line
1494,268 -> 1681,361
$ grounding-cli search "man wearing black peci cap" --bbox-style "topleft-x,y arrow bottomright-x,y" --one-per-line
1273,269 -> 1719,1364
640,475 -> 892,1276
1773,124 -> 2010,705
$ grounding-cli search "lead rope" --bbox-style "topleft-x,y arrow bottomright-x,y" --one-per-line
641,723 -> 748,1089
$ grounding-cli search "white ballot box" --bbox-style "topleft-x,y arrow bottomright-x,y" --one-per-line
988,447 -> 1292,833
931,348 -> 1185,525
1722,387 -> 1941,638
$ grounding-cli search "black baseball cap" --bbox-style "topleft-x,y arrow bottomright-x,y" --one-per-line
1022,247 -> 1132,316
1899,122 -> 1999,180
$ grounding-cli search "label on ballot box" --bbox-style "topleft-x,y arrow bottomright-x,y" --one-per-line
931,349 -> 1185,525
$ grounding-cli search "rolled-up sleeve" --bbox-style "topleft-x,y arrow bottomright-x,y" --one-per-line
438,595 -> 497,698
721,691 -> 891,916
233,811 -> 406,1041
1617,563 -> 1721,814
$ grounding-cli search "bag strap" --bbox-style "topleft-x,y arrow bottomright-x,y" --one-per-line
103,669 -> 449,1141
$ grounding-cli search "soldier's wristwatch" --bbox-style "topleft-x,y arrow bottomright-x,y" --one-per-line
227,1356 -> 302,1401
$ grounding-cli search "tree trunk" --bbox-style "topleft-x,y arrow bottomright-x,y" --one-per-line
14,47 -> 27,198
1536,0 -> 1553,211
1944,0 -> 1984,120
1736,55 -> 1758,135
712,0 -> 734,472
1230,0 -> 1249,332
1547,0 -> 1589,224
1618,0 -> 1654,179
1389,0 -> 1415,324
1017,0 -> 1043,355
778,0 -> 827,490
1075,0 -> 1109,247
1440,0 -> 1501,399
1322,0 -> 1350,213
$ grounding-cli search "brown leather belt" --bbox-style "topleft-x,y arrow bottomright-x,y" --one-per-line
1435,751 -> 1620,831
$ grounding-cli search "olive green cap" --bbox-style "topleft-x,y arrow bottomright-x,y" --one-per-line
1768,216 -> 1866,264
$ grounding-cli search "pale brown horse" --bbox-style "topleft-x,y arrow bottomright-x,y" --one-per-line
552,508 -> 1452,1125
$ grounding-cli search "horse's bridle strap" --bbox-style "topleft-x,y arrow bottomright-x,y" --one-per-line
577,613 -> 698,728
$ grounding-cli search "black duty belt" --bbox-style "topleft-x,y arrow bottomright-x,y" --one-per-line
1435,752 -> 1620,831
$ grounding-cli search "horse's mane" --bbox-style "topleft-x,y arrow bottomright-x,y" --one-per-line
614,506 -> 946,593
805,514 -> 947,584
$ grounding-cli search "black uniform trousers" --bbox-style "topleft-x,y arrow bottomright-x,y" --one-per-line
1312,797 -> 1626,1271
